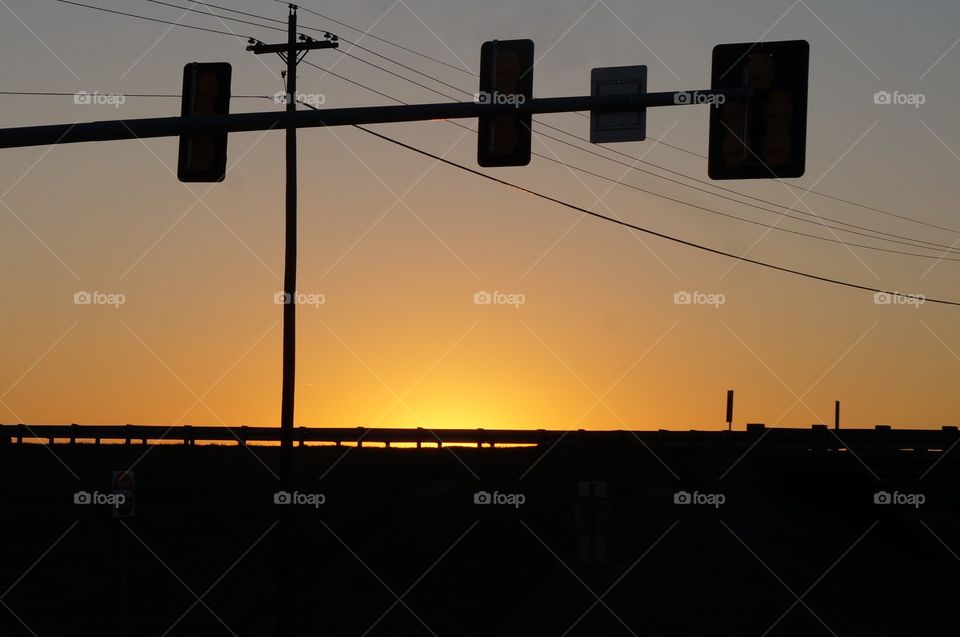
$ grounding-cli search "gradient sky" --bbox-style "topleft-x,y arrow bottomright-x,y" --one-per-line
2,0 -> 960,430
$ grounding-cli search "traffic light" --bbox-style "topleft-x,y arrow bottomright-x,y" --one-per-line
178,62 -> 231,183
708,40 -> 809,180
477,39 -> 534,167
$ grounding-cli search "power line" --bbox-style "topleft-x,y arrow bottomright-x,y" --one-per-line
294,51 -> 960,256
289,76 -> 960,263
9,40 -> 960,262
324,41 -> 472,98
145,0 -> 288,34
333,50 -> 461,102
290,0 -> 695,154
48,0 -> 960,260
174,0 -> 290,26
0,90 -> 273,99
352,124 -> 960,307
525,150 -> 960,262
300,60 -> 405,104
54,0 -> 256,38
287,25 -> 960,251
151,0 -> 470,99
9,79 -> 953,259
328,55 -> 960,252
275,0 -> 475,76
140,0 -> 960,246
22,5 -> 960,301
530,119 -> 960,239
286,4 -> 960,236
528,124 -> 960,254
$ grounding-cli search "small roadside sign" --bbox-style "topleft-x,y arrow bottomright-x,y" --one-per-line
112,470 -> 135,519
590,65 -> 647,143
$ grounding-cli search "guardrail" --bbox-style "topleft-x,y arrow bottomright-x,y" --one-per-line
0,423 -> 958,450
0,424 -> 548,447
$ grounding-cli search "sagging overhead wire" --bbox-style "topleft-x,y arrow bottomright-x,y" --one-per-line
281,1 -> 960,237
350,123 -> 960,307
54,0 -> 256,38
291,63 -> 960,261
134,0 -> 960,249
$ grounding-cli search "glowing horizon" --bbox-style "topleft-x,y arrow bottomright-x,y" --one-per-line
2,0 -> 960,431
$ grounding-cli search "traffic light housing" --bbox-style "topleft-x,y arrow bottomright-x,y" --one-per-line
708,40 -> 809,180
477,39 -> 534,167
178,62 -> 231,183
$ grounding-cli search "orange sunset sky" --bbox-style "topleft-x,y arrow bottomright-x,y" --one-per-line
2,0 -> 960,430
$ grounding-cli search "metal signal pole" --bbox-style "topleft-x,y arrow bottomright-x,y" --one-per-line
246,7 -> 338,635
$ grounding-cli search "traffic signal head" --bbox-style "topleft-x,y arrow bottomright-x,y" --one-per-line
708,40 -> 809,180
178,62 -> 232,183
477,39 -> 534,167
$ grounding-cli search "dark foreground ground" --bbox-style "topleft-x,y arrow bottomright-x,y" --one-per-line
1,432 -> 958,636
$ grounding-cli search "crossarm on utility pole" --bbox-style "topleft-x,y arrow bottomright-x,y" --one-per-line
246,40 -> 337,55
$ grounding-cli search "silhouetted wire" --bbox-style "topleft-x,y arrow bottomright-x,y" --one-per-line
327,51 -> 463,101
294,62 -> 960,258
527,125 -> 960,250
171,0 -> 289,26
50,0 -> 960,258
145,0 -> 288,34
533,127 -> 960,254
9,47 -> 954,254
524,153 -> 960,261
148,0 -> 469,99
350,124 -> 960,306
292,33 -> 960,250
381,72 -> 960,251
287,89 -> 960,263
116,0 -> 960,246
285,3 -> 960,236
273,0 -> 475,76
299,60 -> 404,104
18,5 -> 956,301
54,0 -> 256,38
0,91 -> 273,99
186,0 -> 472,95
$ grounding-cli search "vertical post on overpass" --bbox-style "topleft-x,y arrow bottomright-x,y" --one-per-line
726,389 -> 734,431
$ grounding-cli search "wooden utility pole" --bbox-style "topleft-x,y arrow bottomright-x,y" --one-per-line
246,8 -> 338,635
